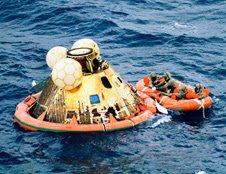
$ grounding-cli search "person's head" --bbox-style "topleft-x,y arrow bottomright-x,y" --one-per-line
164,72 -> 171,81
150,72 -> 157,81
195,83 -> 202,93
179,84 -> 186,92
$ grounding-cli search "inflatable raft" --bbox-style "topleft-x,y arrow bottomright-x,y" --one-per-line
13,39 -> 156,132
136,78 -> 212,112
13,91 -> 155,132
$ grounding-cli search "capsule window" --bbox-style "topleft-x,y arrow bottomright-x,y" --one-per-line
90,95 -> 100,104
101,76 -> 112,88
117,77 -> 123,83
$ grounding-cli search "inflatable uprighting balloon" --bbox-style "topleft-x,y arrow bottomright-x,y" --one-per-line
52,58 -> 82,90
71,38 -> 100,58
46,46 -> 68,69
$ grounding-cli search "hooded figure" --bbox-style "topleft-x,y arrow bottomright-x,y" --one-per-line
156,72 -> 176,93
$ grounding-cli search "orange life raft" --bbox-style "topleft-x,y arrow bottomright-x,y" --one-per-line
136,79 -> 213,112
13,92 -> 155,132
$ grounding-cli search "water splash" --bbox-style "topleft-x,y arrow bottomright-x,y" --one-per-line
32,80 -> 36,87
174,22 -> 188,29
151,115 -> 172,128
195,171 -> 206,174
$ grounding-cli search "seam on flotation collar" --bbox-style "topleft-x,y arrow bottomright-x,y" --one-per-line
128,119 -> 135,127
159,96 -> 167,104
102,124 -> 107,132
142,87 -> 148,92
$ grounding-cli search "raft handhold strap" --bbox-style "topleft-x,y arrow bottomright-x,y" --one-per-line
201,99 -> 205,118
194,99 -> 205,118
159,96 -> 168,104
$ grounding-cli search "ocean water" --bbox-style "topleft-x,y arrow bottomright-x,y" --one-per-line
0,0 -> 225,173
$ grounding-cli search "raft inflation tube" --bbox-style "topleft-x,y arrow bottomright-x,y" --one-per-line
136,78 -> 212,112
13,46 -> 156,132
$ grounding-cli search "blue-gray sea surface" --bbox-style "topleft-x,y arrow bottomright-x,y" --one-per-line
0,0 -> 225,173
